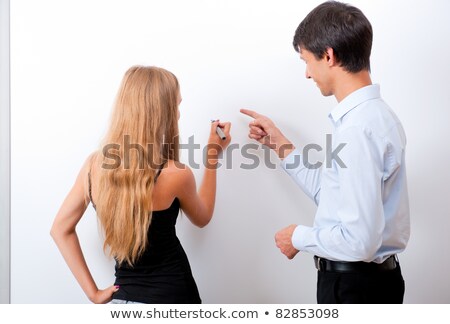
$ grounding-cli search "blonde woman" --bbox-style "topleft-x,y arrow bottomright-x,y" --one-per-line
51,66 -> 231,304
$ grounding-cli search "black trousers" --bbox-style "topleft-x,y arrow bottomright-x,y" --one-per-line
317,264 -> 405,304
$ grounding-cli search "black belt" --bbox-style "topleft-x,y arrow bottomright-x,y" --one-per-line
314,255 -> 398,273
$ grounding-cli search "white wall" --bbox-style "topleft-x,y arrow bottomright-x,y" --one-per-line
0,0 -> 11,304
10,0 -> 450,303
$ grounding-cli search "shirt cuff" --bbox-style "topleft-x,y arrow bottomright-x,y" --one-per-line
280,148 -> 303,174
291,224 -> 313,251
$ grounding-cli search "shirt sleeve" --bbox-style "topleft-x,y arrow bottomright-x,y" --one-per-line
291,126 -> 386,261
280,148 -> 322,205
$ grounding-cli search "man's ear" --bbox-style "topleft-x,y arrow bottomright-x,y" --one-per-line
325,47 -> 337,67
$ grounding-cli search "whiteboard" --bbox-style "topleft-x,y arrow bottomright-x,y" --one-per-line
10,0 -> 450,303
0,0 -> 10,304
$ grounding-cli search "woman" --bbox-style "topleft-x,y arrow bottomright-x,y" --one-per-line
50,66 -> 231,304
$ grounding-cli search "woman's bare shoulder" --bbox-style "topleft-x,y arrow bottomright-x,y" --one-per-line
163,160 -> 195,185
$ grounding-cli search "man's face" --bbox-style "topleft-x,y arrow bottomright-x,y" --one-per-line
299,47 -> 334,97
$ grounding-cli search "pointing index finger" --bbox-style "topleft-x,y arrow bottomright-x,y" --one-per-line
240,108 -> 261,119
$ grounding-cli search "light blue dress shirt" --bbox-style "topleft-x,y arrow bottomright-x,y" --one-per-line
281,84 -> 410,263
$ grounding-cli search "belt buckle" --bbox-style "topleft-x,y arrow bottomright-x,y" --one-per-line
316,256 -> 322,271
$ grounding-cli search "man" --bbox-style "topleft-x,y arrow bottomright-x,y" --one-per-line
241,1 -> 409,303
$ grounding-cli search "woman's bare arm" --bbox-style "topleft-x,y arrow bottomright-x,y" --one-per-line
50,155 -> 118,303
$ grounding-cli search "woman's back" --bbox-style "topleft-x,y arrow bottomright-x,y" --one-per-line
112,198 -> 201,303
88,154 -> 180,212
89,156 -> 201,304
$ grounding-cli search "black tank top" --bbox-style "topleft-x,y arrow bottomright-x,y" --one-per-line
88,166 -> 201,304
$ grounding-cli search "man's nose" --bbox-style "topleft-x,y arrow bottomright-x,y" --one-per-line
305,68 -> 312,79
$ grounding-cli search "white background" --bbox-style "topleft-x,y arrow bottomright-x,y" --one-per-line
10,0 -> 450,303
0,0 -> 10,304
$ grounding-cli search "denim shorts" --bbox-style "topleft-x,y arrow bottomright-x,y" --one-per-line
109,299 -> 144,304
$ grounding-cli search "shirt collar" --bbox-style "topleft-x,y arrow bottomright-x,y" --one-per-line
328,84 -> 381,125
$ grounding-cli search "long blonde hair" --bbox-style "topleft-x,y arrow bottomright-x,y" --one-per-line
91,66 -> 180,266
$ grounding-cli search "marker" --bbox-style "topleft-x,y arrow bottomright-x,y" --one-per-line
211,119 -> 226,140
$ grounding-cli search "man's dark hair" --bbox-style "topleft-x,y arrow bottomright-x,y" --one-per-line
293,1 -> 373,73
